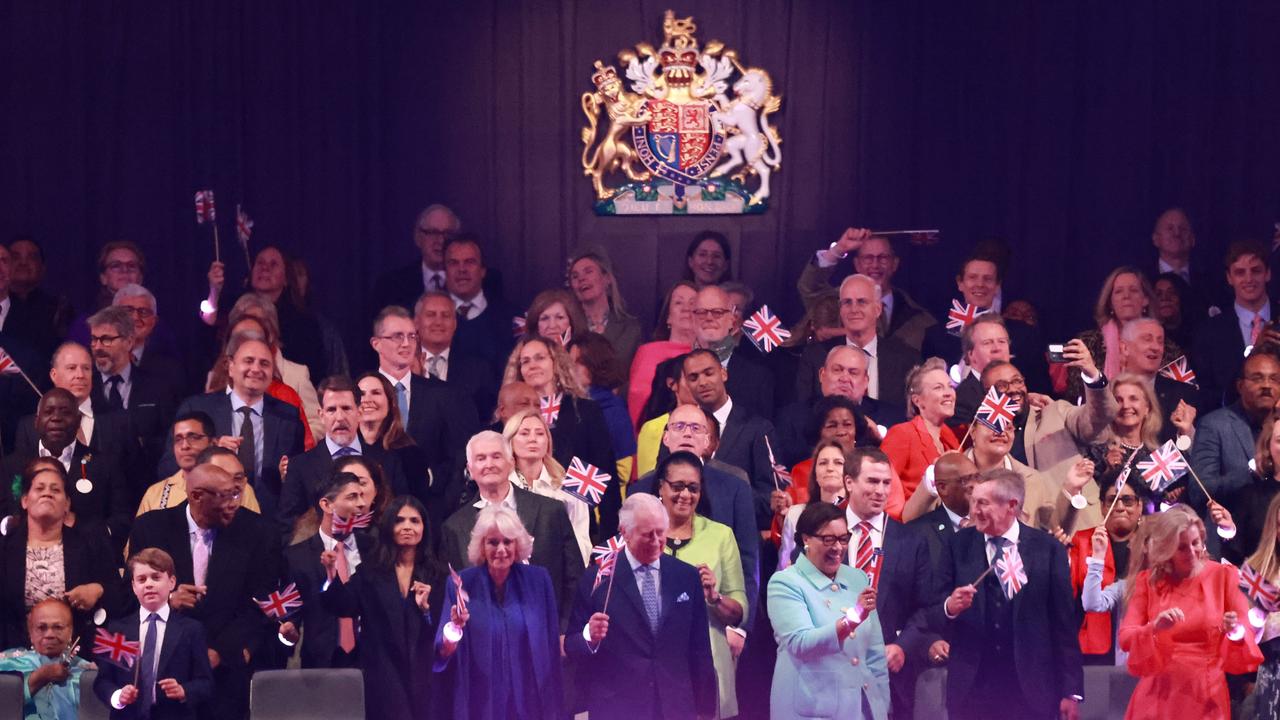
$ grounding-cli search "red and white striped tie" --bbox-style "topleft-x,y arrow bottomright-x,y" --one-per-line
854,521 -> 874,571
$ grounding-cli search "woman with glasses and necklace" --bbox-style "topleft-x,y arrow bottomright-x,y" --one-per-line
656,451 -> 746,719
768,501 -> 887,719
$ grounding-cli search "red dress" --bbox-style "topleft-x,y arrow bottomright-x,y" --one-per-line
1118,562 -> 1262,720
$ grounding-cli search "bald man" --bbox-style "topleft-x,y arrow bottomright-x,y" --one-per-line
128,463 -> 280,720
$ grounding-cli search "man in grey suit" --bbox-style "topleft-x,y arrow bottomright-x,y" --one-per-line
1191,349 -> 1280,508
440,430 -> 582,629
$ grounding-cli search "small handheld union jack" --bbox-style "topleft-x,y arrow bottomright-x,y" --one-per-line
1240,563 -> 1280,613
593,549 -> 619,592
92,628 -> 140,669
448,563 -> 470,611
235,204 -> 253,248
994,546 -> 1028,599
194,190 -> 216,224
946,300 -> 988,335
563,457 -> 610,506
1136,440 -> 1189,493
1159,356 -> 1198,388
742,305 -> 791,353
255,583 -> 304,620
0,347 -> 21,376
975,386 -> 1021,435
511,314 -> 527,338
540,393 -> 562,428
591,534 -> 627,565
764,436 -> 792,491
331,511 -> 373,537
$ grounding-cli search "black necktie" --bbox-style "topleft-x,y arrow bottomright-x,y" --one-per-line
140,612 -> 159,714
237,406 -> 257,480
106,375 -> 124,411
457,303 -> 473,319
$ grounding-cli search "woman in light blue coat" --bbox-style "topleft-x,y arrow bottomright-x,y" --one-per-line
767,502 -> 888,720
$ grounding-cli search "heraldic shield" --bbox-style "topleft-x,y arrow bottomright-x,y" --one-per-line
580,10 -> 782,215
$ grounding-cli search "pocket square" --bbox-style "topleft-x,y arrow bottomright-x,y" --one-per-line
676,592 -> 690,603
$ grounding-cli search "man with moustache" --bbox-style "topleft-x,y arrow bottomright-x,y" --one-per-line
928,469 -> 1083,720
279,376 -> 406,527
1191,350 -> 1280,510
840,447 -> 933,720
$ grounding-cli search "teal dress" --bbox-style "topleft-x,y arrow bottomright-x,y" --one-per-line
0,647 -> 93,720
767,555 -> 889,720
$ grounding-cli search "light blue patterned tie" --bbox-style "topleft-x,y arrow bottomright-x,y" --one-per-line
639,564 -> 660,632
395,381 -> 409,426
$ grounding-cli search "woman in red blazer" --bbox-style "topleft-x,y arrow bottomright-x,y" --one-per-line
880,357 -> 958,519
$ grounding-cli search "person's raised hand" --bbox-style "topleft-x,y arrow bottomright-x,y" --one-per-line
833,228 -> 871,257
588,612 -> 610,644
1063,339 -> 1099,379
1090,526 -> 1109,561
946,585 -> 977,616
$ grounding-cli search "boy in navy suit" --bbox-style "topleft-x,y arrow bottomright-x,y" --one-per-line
94,548 -> 213,719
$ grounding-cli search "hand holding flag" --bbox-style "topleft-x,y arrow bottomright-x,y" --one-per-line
563,457 -> 611,506
254,583 -> 303,620
742,305 -> 791,353
1159,356 -> 1198,388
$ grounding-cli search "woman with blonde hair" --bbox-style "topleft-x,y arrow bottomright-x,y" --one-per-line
502,409 -> 591,563
1118,505 -> 1262,719
1085,373 -> 1194,506
567,247 -> 642,369
503,335 -> 618,539
880,357 -> 959,519
1242,493 -> 1280,718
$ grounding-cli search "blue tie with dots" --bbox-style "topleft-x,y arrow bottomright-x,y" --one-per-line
639,564 -> 660,632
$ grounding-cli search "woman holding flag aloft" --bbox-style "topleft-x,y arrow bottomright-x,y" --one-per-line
434,504 -> 562,720
1119,504 -> 1262,720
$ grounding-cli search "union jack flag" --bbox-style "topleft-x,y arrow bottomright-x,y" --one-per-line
235,204 -> 253,248
448,563 -> 470,610
946,300 -> 988,334
563,457 -> 610,506
0,347 -> 21,376
331,511 -> 373,537
194,190 -> 216,224
1136,440 -> 1189,493
975,387 -> 1021,435
540,392 -> 562,428
92,628 -> 139,668
764,436 -> 792,490
742,305 -> 791,353
1114,464 -> 1132,492
994,545 -> 1028,598
1240,562 -> 1280,612
558,328 -> 572,347
591,534 -> 627,564
511,314 -> 527,338
1159,356 -> 1198,388
593,549 -> 618,592
255,583 -> 303,620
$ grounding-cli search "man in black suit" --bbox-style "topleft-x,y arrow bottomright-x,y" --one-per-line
3,237 -> 72,360
946,314 -> 1015,432
114,283 -> 189,395
1119,317 -> 1199,442
1193,240 -> 1278,409
1149,207 -> 1224,315
775,344 -> 903,466
94,547 -> 214,720
630,403 -> 759,626
281,471 -> 374,668
164,330 -> 306,528
0,388 -> 132,549
444,235 -> 520,373
797,274 -> 919,411
414,290 -> 498,421
128,463 -> 281,720
88,305 -> 181,489
928,468 -> 1083,720
441,430 -> 582,629
372,304 -> 478,495
842,447 -> 934,720
683,349 -> 779,531
279,375 -> 406,529
797,228 -> 938,354
692,284 -> 776,421
566,492 -> 717,720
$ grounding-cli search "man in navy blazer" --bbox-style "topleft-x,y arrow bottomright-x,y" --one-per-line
842,447 -> 934,720
566,493 -> 717,720
928,468 -> 1083,720
162,331 -> 306,524
443,235 -> 519,373
1189,350 -> 1280,510
1192,240 -> 1277,409
94,547 -> 213,720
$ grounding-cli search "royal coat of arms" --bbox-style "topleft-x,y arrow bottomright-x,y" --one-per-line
581,10 -> 782,215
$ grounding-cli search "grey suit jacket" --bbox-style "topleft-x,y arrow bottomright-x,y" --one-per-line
1189,402 -> 1256,508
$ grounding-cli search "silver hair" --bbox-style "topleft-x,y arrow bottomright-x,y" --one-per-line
86,305 -> 136,340
415,204 -> 461,233
1120,317 -> 1163,343
977,468 -> 1025,509
824,343 -> 868,369
113,283 -> 157,314
837,273 -> 882,301
959,313 -> 1007,356
466,505 -> 534,566
466,430 -> 513,464
618,493 -> 669,535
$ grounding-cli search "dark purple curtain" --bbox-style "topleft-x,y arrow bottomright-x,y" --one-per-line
3,0 -> 1279,356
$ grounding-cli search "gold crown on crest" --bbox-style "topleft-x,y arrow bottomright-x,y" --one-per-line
661,10 -> 699,54
590,60 -> 619,88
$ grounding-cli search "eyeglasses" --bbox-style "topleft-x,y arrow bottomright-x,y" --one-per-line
378,332 -> 419,345
810,533 -> 853,547
668,421 -> 707,435
190,488 -> 243,505
663,481 -> 701,495
174,432 -> 209,446
104,261 -> 140,273
692,308 -> 733,319
1104,495 -> 1140,507
992,377 -> 1026,394
89,334 -> 123,345
119,306 -> 155,319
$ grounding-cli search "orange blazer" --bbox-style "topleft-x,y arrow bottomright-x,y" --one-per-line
880,416 -> 959,520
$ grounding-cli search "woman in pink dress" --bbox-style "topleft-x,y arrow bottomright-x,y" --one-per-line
627,280 -> 699,427
1119,505 -> 1262,720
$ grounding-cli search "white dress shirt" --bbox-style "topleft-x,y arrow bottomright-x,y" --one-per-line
451,291 -> 488,320
319,527 -> 362,572
325,436 -> 362,457
0,296 -> 9,330
625,547 -> 662,613
847,334 -> 880,400
845,509 -> 886,561
473,484 -> 519,512
422,262 -> 446,293
420,347 -> 450,381
711,395 -> 734,431
983,520 -> 1022,564
78,398 -> 95,446
186,505 -> 216,556
942,504 -> 967,531
1158,257 -> 1191,283
37,441 -> 77,473
228,391 -> 265,476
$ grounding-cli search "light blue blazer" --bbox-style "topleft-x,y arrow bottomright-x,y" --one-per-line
767,554 -> 889,720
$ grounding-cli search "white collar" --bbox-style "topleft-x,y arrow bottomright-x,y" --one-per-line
846,334 -> 878,357
624,546 -> 660,572
421,346 -> 450,361
845,508 -> 885,534
379,367 -> 413,386
985,521 -> 1020,547
325,436 -> 361,456
473,484 -> 518,511
942,504 -> 966,529
185,505 -> 213,537
137,603 -> 171,623
99,362 -> 132,383
78,398 -> 93,419
451,291 -> 488,314
318,527 -> 357,552
1235,302 -> 1271,322
711,396 -> 733,428
229,391 -> 265,415
37,441 -> 77,467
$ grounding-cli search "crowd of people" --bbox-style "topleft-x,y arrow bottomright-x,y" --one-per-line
0,204 -> 1279,720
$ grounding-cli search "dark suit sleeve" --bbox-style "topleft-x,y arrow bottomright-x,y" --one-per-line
747,422 -> 780,530
729,481 -> 759,628
685,568 -> 717,718
76,525 -> 128,619
103,461 -> 134,551
319,572 -> 361,618
380,450 -> 408,497
578,399 -> 620,538
892,532 -> 935,658
549,503 -> 584,631
178,619 -> 215,705
208,522 -> 280,663
278,452 -> 313,528
925,530 -> 961,635
563,566 -> 599,659
1046,537 -> 1084,699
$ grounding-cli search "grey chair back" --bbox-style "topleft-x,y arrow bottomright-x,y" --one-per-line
1,672 -> 25,720
78,668 -> 111,720
250,668 -> 365,720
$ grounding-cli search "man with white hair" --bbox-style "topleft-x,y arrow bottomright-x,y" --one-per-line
1118,317 -> 1199,443
113,282 -> 187,389
566,492 -> 718,719
440,430 -> 581,628
796,273 -> 918,410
